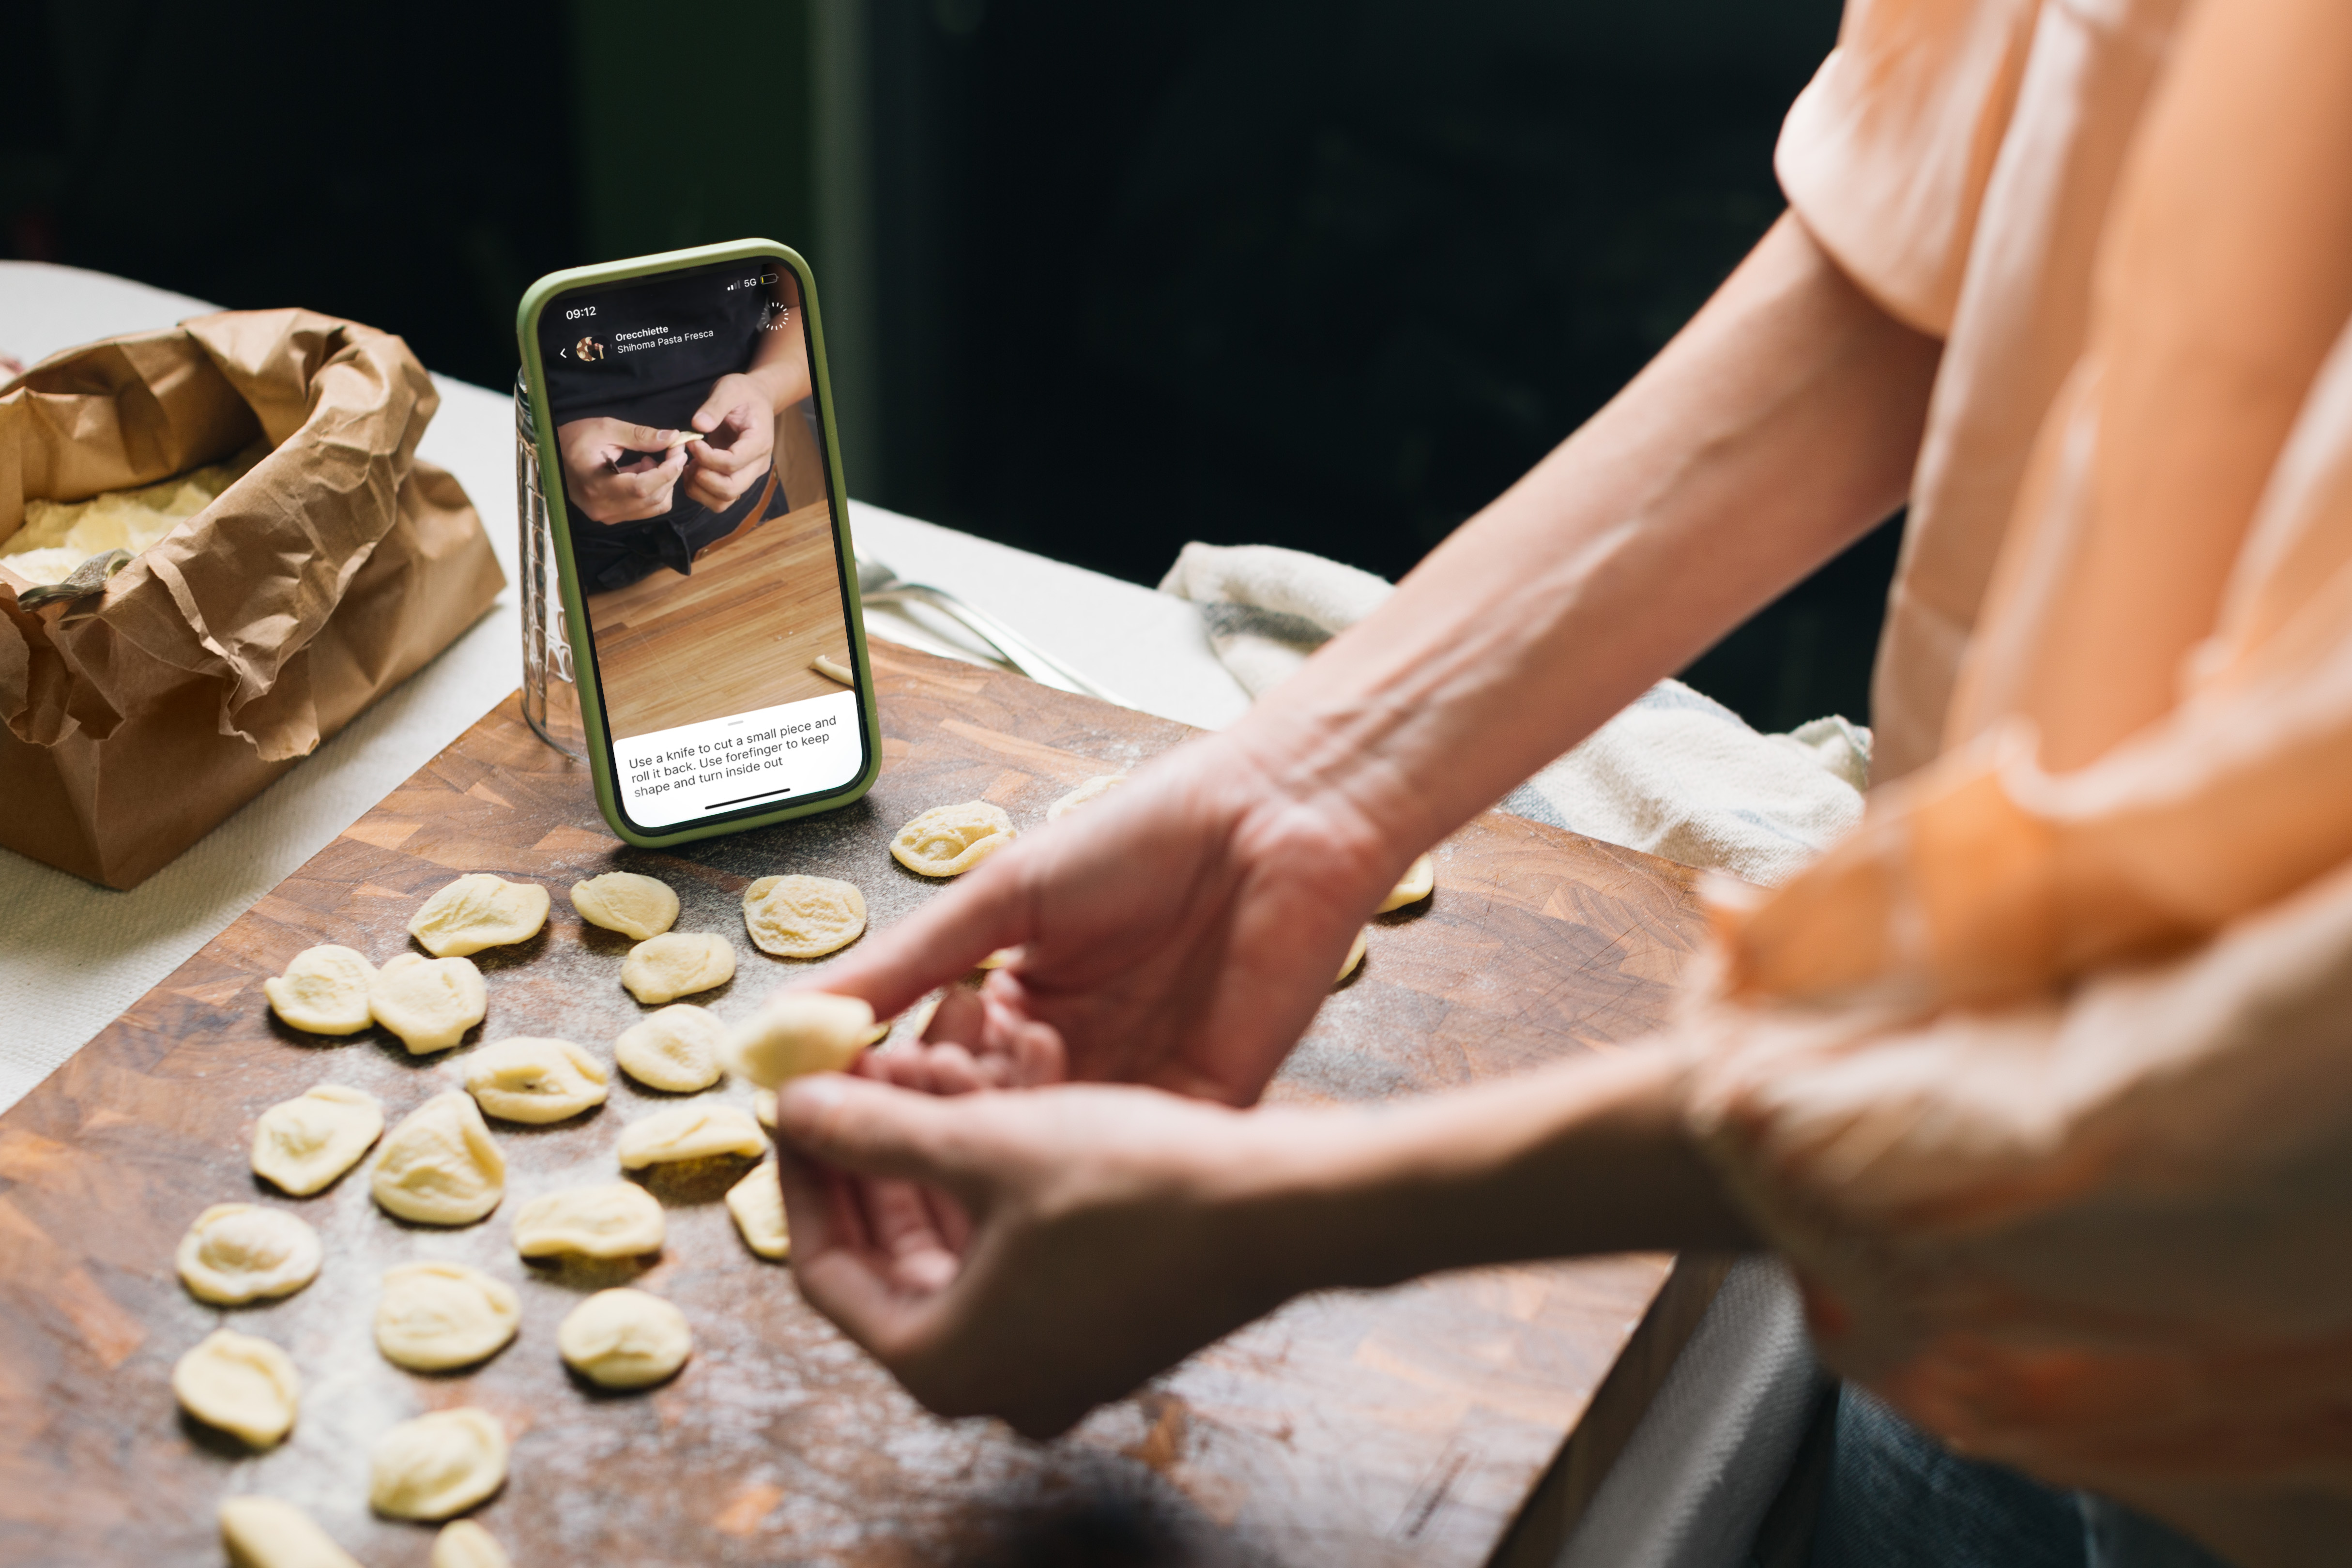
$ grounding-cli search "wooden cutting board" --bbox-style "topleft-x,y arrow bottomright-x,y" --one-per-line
0,642 -> 1718,1568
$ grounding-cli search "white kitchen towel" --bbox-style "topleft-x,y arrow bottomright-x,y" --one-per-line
1159,541 -> 1871,887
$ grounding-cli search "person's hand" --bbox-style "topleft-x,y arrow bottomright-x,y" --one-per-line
814,731 -> 1408,1107
775,1071 -> 1306,1437
554,416 -> 689,524
680,373 -> 777,512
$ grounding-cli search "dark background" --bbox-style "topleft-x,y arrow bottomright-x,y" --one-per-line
3,0 -> 1895,733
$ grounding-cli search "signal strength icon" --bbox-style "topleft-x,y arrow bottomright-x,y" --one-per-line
725,280 -> 739,290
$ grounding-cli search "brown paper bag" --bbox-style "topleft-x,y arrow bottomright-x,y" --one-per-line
0,309 -> 505,888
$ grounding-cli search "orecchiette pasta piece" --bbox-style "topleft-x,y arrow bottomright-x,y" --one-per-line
176,1204 -> 321,1305
262,944 -> 377,1035
461,1036 -> 608,1124
620,932 -> 735,1004
888,801 -> 1015,877
510,1182 -> 666,1260
615,1103 -> 767,1169
250,1084 -> 383,1195
372,1091 -> 506,1225
407,873 -> 550,957
569,870 -> 680,940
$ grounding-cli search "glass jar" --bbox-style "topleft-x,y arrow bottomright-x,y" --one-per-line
514,371 -> 586,759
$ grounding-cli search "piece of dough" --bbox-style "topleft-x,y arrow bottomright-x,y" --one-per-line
616,1103 -> 766,1169
251,1084 -> 383,1196
975,946 -> 1017,970
462,1036 -> 609,1124
407,873 -> 551,957
741,873 -> 868,959
613,1004 -> 728,1093
173,1329 -> 300,1447
811,653 -> 855,685
558,1288 -> 692,1389
725,1162 -> 790,1260
262,944 -> 377,1035
511,1182 -> 665,1260
375,1262 -> 521,1371
218,1496 -> 364,1568
723,992 -> 876,1088
569,870 -> 679,941
1377,852 -> 1436,913
1046,773 -> 1125,821
889,800 -> 1015,877
432,1519 -> 513,1568
752,1087 -> 776,1129
177,1204 -> 322,1305
620,931 -> 735,1003
1336,926 -> 1367,985
368,953 -> 488,1053
368,1408 -> 509,1521
372,1091 -> 506,1225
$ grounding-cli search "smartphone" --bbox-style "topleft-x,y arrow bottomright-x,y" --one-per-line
516,240 -> 880,849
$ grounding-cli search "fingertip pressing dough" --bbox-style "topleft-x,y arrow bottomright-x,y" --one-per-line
462,1036 -> 609,1124
615,1103 -> 767,1169
218,1496 -> 365,1568
433,1519 -> 513,1568
741,873 -> 868,959
177,1204 -> 322,1305
408,873 -> 551,957
613,1005 -> 729,1093
251,1084 -> 384,1196
375,1262 -> 521,1371
621,931 -> 736,1004
725,1162 -> 790,1260
1336,926 -> 1367,985
570,871 -> 679,941
262,944 -> 378,1035
559,1288 -> 693,1389
723,992 -> 876,1088
372,1092 -> 506,1226
889,800 -> 1015,877
368,1408 -> 509,1521
173,1330 -> 300,1448
368,953 -> 488,1053
1377,852 -> 1436,913
511,1182 -> 665,1260
1046,773 -> 1125,821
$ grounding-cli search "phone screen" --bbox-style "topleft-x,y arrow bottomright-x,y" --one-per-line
535,257 -> 868,833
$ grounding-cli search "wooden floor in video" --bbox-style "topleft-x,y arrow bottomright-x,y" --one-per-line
584,499 -> 853,740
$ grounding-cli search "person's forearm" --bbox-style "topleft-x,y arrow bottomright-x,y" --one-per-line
1233,214 -> 1940,859
741,315 -> 812,411
1208,1043 -> 1753,1304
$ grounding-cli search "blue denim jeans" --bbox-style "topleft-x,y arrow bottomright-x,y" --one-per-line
1810,1386 -> 2238,1568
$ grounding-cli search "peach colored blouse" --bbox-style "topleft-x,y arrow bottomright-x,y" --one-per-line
1692,0 -> 2352,1561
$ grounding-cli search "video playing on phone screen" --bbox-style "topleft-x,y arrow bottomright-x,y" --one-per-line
536,258 -> 865,831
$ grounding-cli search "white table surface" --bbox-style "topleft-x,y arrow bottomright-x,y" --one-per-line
0,260 -> 1250,1113
0,261 -> 1817,1568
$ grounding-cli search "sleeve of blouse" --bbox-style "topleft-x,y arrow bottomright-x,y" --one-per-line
1682,856 -> 2352,1539
1777,0 -> 2042,336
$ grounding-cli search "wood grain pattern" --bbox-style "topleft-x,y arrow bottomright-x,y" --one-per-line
584,497 -> 853,739
0,643 -> 1714,1567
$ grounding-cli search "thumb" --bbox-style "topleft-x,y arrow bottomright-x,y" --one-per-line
618,422 -> 679,450
775,1073 -> 985,1188
817,856 -> 1034,1023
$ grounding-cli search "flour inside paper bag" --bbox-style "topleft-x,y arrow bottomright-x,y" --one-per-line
0,443 -> 264,584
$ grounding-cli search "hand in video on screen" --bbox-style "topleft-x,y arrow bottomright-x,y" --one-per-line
808,732 -> 1399,1108
555,417 -> 689,524
681,373 -> 778,512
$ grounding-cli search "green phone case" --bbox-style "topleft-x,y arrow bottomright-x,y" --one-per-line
515,239 -> 883,850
